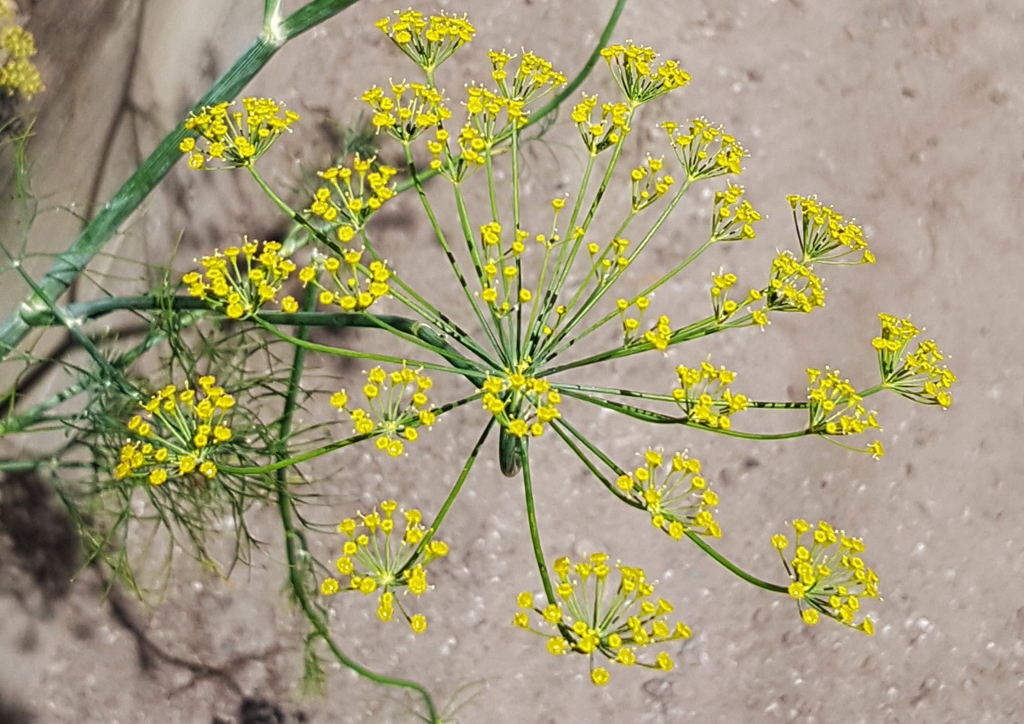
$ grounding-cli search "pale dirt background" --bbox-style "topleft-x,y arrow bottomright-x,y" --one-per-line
0,0 -> 1022,722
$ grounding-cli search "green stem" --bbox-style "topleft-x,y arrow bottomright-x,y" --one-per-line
17,294 -> 483,382
279,0 -> 364,38
545,231 -> 707,363
520,438 -> 555,603
416,418 -> 495,555
551,382 -> 811,410
221,394 -> 480,475
451,184 -> 510,363
254,317 -> 484,383
684,531 -> 788,594
511,128 -> 524,359
271,284 -> 438,720
405,149 -> 505,362
248,167 -> 333,249
526,154 -> 596,361
263,0 -> 284,37
10,260 -> 135,397
549,419 -> 639,508
0,0 -> 362,361
554,387 -> 813,441
359,240 -> 500,368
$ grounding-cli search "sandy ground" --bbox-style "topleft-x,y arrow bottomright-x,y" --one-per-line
0,0 -> 1022,722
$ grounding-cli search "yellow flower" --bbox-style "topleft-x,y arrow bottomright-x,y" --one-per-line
184,238 -> 294,319
600,42 -> 690,105
376,10 -> 475,72
788,195 -> 872,265
308,157 -> 399,243
873,313 -> 955,408
328,501 -> 446,630
515,553 -> 689,682
773,520 -> 879,633
181,97 -> 298,169
618,448 -> 721,540
114,375 -> 236,488
333,365 -> 434,458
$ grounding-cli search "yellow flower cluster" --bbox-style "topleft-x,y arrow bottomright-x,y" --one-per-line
180,97 -> 299,170
806,367 -> 883,457
424,50 -> 562,179
362,82 -> 451,143
183,239 -> 296,319
711,183 -> 761,242
375,9 -> 475,72
587,235 -> 632,286
320,500 -> 449,634
673,359 -> 749,429
571,94 -> 631,155
0,15 -> 43,100
113,376 -> 235,484
600,42 -> 690,106
663,118 -> 746,180
630,155 -> 675,212
641,313 -> 673,352
515,554 -> 691,685
709,269 -> 741,323
477,221 -> 532,314
789,195 -> 874,265
616,449 -> 721,539
873,313 -> 955,408
772,519 -> 879,634
480,368 -> 561,438
426,124 -> 487,181
615,297 -> 673,350
308,155 -> 398,245
488,50 -> 566,104
466,85 -> 525,133
298,249 -> 391,313
330,365 -> 436,457
766,251 -> 825,313
616,294 -> 650,344
707,271 -> 770,328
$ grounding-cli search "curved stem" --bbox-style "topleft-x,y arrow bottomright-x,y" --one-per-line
271,283 -> 438,720
248,167 -> 333,249
684,531 -> 789,594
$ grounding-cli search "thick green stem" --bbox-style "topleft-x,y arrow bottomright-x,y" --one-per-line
0,0 -> 362,360
18,294 -> 482,382
254,318 -> 482,382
